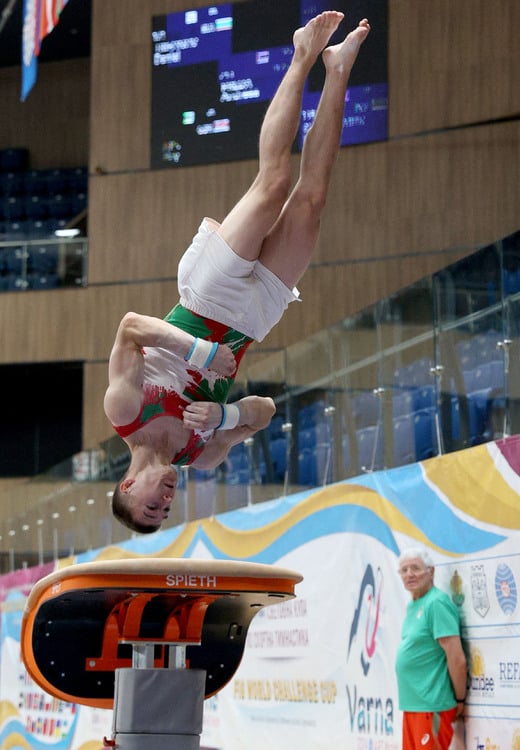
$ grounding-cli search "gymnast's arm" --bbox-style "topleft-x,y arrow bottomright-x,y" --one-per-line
103,311 -> 236,425
188,396 -> 276,469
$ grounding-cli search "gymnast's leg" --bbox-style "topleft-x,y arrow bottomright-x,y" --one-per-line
258,18 -> 370,288
217,10 -> 345,261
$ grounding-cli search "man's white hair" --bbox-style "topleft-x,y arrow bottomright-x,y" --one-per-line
398,546 -> 434,569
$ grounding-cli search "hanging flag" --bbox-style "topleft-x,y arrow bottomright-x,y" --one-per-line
21,0 -> 70,101
21,0 -> 40,101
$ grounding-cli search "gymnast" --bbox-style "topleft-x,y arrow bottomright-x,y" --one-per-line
104,11 -> 371,533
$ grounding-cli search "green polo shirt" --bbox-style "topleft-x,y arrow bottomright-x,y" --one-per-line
395,586 -> 461,711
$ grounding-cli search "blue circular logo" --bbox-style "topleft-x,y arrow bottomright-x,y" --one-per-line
494,563 -> 517,614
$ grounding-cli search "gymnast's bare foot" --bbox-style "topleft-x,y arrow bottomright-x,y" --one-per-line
323,18 -> 371,74
293,11 -> 344,65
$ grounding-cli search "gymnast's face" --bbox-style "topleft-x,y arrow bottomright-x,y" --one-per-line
120,465 -> 178,528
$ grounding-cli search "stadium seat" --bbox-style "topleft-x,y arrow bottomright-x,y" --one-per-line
393,413 -> 416,466
392,391 -> 414,417
27,273 -> 59,290
413,384 -> 436,411
269,437 -> 288,480
351,391 -> 380,427
28,244 -> 59,274
23,194 -> 47,219
413,408 -> 436,459
356,425 -> 383,472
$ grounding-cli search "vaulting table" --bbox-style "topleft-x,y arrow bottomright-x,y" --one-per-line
21,558 -> 302,749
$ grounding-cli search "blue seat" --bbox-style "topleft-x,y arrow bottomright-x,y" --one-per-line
472,360 -> 505,393
356,425 -> 383,472
455,339 -> 479,372
0,171 -> 25,196
46,194 -> 73,219
45,217 -> 69,235
28,245 -> 59,274
4,221 -> 26,240
393,414 -> 416,466
3,274 -> 29,291
70,191 -> 87,215
341,433 -> 350,474
24,219 -> 55,238
298,447 -> 318,486
408,357 -> 434,387
299,400 -> 325,429
65,167 -> 88,193
2,195 -> 25,220
413,408 -> 436,459
3,246 -> 28,274
413,384 -> 436,411
27,273 -> 59,290
45,169 -> 69,196
269,437 -> 287,480
267,414 -> 284,440
23,169 -> 53,195
394,358 -> 433,389
351,391 -> 380,427
23,194 -> 48,219
298,426 -> 317,450
392,391 -> 414,417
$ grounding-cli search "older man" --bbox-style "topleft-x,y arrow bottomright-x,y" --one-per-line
395,547 -> 467,750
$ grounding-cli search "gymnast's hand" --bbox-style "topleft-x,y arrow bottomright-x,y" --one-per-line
208,343 -> 237,376
183,402 -> 225,432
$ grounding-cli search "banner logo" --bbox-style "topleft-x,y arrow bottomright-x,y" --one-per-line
347,564 -> 382,676
469,648 -> 495,697
494,563 -> 517,615
470,564 -> 489,617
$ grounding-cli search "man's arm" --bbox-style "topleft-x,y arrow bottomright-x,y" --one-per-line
438,635 -> 467,717
104,312 -> 236,426
188,396 -> 276,469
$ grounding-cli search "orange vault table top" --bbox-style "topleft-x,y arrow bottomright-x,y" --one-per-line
21,558 -> 303,709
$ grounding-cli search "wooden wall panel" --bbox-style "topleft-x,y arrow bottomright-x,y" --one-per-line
0,59 -> 90,168
389,0 -> 520,136
88,120 -> 520,283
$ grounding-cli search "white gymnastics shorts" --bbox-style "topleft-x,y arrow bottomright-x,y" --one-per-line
177,218 -> 300,342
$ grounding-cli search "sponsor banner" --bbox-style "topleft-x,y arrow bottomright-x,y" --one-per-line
1,437 -> 520,748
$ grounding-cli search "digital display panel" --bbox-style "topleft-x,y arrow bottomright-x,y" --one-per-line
151,0 -> 388,168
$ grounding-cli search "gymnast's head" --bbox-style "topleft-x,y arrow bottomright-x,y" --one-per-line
112,464 -> 178,534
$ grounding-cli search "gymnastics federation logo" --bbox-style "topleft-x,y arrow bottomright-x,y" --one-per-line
494,563 -> 517,615
347,564 -> 383,676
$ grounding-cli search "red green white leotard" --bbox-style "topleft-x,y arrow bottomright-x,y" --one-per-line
111,304 -> 253,466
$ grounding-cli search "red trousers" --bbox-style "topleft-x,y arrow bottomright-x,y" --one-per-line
402,708 -> 457,750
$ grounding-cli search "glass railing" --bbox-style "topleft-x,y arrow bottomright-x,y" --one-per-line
0,237 -> 87,291
0,228 -> 519,571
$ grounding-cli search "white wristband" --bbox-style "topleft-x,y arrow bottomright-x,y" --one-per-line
185,338 -> 218,369
217,404 -> 241,430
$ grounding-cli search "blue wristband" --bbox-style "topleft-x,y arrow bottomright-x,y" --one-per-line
184,339 -> 198,362
203,341 -> 219,369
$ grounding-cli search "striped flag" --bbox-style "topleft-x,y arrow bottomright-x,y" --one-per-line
21,0 -> 70,100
